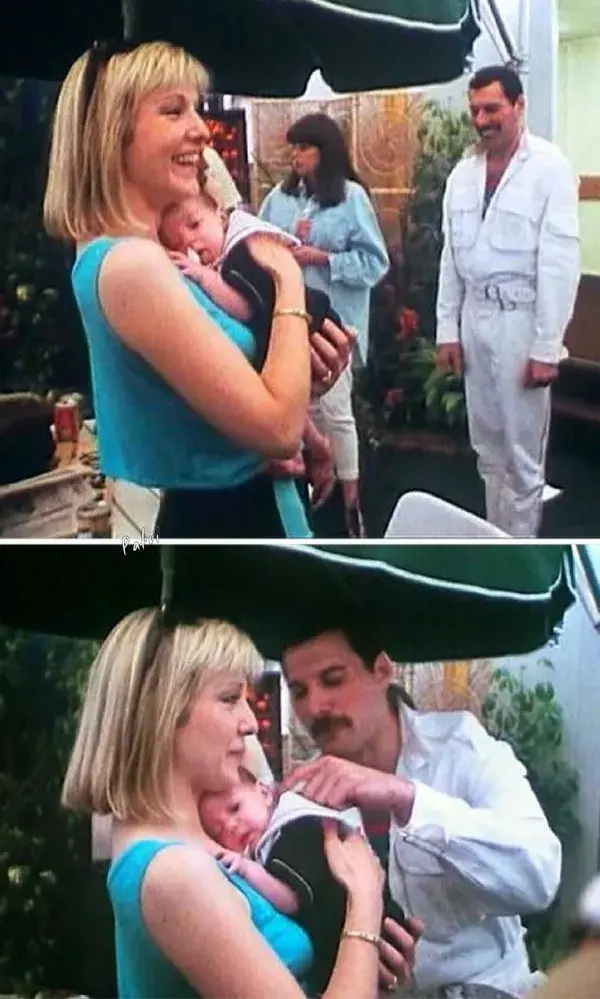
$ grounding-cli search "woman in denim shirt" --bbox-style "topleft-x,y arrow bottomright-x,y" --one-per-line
260,115 -> 389,537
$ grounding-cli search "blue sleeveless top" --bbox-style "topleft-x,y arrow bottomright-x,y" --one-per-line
107,838 -> 314,999
72,237 -> 266,490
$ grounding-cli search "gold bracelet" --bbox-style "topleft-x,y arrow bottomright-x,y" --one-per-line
341,930 -> 383,950
273,307 -> 312,325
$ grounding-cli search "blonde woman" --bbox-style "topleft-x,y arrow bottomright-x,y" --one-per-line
62,610 -> 414,998
44,41 -> 353,538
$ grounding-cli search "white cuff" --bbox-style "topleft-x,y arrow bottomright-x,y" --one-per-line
391,781 -> 453,854
528,339 -> 564,365
436,324 -> 461,345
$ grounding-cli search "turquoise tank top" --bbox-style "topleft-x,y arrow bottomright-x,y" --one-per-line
107,838 -> 313,999
72,237 -> 266,490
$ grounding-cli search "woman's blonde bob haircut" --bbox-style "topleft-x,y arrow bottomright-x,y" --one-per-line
61,609 -> 263,822
44,41 -> 209,243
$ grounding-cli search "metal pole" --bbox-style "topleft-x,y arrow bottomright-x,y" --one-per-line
484,0 -> 520,66
517,0 -> 532,121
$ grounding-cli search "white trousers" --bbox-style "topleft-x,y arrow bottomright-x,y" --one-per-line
310,364 -> 360,482
461,299 -> 551,538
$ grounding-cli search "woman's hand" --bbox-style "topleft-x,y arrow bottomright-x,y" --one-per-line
292,246 -> 330,268
305,443 -> 336,511
311,320 -> 355,397
246,233 -> 303,283
323,820 -> 384,899
266,449 -> 306,480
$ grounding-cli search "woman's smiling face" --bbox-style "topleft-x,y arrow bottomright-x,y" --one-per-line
124,84 -> 210,212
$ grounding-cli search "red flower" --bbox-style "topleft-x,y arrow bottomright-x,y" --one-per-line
395,307 -> 420,342
384,388 -> 404,407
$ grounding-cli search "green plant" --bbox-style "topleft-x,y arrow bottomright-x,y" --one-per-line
0,77 -> 90,395
402,101 -> 475,337
0,628 -> 98,996
481,663 -> 581,970
361,101 -> 473,442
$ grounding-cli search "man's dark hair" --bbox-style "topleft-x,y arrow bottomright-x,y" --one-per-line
282,113 -> 369,209
280,614 -> 415,709
469,64 -> 524,104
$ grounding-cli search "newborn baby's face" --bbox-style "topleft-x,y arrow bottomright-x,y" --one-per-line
199,781 -> 272,853
165,196 -> 225,265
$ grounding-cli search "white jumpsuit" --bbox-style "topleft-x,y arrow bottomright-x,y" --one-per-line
436,132 -> 580,537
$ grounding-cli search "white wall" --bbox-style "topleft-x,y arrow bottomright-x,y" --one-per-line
557,34 -> 600,275
499,593 -> 600,913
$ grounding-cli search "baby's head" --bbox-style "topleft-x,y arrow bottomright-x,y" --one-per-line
199,766 -> 275,853
159,191 -> 225,264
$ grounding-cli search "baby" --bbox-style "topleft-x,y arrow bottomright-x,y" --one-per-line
199,767 -> 406,998
159,193 -> 339,485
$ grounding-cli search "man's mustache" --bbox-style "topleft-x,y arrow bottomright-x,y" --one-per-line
310,715 -> 352,740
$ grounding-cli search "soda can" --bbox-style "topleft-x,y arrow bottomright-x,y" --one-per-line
54,398 -> 79,444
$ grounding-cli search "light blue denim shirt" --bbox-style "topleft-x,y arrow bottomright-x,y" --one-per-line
259,180 -> 389,362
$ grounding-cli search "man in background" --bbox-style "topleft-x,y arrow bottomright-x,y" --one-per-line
436,65 -> 580,537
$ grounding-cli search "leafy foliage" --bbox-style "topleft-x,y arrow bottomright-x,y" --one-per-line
0,77 -> 90,395
0,628 -> 97,996
402,101 -> 476,336
482,664 -> 581,970
362,101 -> 474,441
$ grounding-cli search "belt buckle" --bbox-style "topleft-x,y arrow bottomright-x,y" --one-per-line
483,284 -> 517,312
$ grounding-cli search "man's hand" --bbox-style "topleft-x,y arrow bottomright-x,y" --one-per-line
292,246 -> 330,268
378,915 -> 423,992
523,359 -> 559,388
436,342 -> 463,376
282,756 -> 415,825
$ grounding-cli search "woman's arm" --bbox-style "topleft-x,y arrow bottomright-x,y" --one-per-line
327,184 -> 390,290
141,844 -> 383,999
98,238 -> 309,460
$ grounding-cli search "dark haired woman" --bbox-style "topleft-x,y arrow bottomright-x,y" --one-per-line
259,114 -> 389,538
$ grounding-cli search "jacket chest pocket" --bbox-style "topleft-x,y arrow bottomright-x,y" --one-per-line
390,837 -> 486,942
313,211 -> 351,252
449,187 -> 480,249
488,194 -> 540,252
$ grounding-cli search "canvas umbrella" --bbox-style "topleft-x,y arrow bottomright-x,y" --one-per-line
0,543 -> 575,662
0,0 -> 481,94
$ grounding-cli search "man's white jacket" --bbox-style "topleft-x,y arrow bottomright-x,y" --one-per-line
389,700 -> 561,994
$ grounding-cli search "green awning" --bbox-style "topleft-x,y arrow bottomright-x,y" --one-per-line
0,543 -> 575,663
0,0 -> 481,93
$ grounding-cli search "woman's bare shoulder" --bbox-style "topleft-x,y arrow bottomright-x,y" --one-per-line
143,841 -> 219,890
141,843 -> 250,933
100,237 -> 173,287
